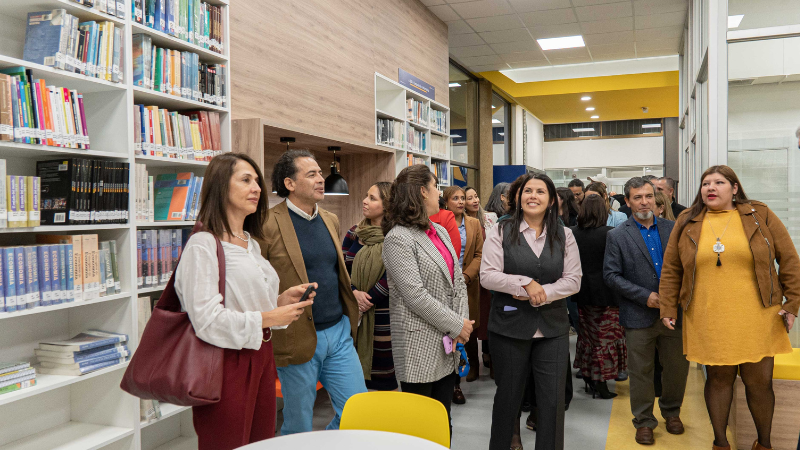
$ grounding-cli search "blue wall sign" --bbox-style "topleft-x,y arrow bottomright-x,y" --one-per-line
398,68 -> 435,101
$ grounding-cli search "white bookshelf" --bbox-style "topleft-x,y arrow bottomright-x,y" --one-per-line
0,1 -> 231,448
374,73 -> 452,187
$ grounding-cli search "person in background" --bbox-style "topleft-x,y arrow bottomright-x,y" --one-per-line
178,153 -> 315,450
654,191 -> 676,221
486,182 -> 511,221
382,165 -> 472,439
588,174 -> 621,210
604,177 -> 688,446
443,186 -> 485,403
481,173 -> 582,450
655,177 -> 687,218
585,182 -> 627,227
659,165 -> 799,450
556,187 -> 579,227
260,150 -> 366,435
570,195 -> 625,400
342,182 -> 396,391
568,178 -> 585,205
464,185 -> 496,380
431,197 -> 462,256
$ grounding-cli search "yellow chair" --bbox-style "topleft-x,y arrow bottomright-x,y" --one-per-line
339,391 -> 450,448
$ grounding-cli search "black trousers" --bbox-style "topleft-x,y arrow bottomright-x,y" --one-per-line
490,331 -> 569,450
521,352 -> 573,413
401,371 -> 458,437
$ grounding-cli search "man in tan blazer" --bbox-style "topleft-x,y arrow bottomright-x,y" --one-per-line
259,150 -> 364,435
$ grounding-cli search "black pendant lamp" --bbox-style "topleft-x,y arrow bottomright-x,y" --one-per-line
324,146 -> 348,196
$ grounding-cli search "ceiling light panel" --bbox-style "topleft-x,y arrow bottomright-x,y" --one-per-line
573,128 -> 596,132
537,35 -> 585,51
728,15 -> 744,28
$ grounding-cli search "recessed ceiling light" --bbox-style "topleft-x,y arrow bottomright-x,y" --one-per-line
492,119 -> 501,124
642,124 -> 662,128
537,35 -> 585,51
581,96 -> 591,101
492,105 -> 496,109
449,82 -> 461,87
498,132 -> 504,136
591,115 -> 599,119
728,15 -> 744,28
573,169 -> 579,171
586,107 -> 595,111
573,128 -> 595,132
450,134 -> 462,138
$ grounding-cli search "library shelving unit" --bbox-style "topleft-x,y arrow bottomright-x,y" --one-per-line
0,1 -> 230,449
374,73 -> 451,187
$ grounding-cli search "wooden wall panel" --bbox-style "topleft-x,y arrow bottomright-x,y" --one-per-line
230,0 -> 450,149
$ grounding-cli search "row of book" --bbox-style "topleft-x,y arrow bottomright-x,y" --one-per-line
133,0 -> 226,55
137,228 -> 191,289
0,235 -> 121,313
137,295 -> 163,420
431,134 -> 448,159
134,105 -> 223,160
2,174 -> 40,228
67,0 -> 126,20
0,69 -> 91,148
432,161 -> 449,184
23,11 -> 123,84
377,118 -> 405,149
407,125 -> 428,154
138,170 -> 204,222
132,34 -> 228,107
0,362 -> 36,396
37,159 -> 130,225
407,98 -> 428,126
35,330 -> 128,376
407,155 -> 427,167
430,109 -> 448,134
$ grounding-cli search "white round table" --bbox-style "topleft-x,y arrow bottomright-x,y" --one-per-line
237,430 -> 449,449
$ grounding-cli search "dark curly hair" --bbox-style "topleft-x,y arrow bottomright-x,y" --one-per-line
382,165 -> 437,235
271,149 -> 315,198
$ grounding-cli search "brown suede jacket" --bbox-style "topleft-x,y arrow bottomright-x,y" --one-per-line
660,200 -> 800,319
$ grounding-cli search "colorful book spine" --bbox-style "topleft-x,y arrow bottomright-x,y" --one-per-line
24,246 -> 40,309
57,244 -> 69,302
2,248 -> 15,312
37,245 -> 52,307
50,244 -> 62,305
13,247 -> 26,311
64,243 -> 75,303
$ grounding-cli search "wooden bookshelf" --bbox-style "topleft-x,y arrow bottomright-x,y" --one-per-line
374,73 -> 451,187
0,1 -> 230,448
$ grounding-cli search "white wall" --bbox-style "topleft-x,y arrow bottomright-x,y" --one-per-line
543,136 -> 664,169
493,143 -> 506,165
526,111 -> 544,169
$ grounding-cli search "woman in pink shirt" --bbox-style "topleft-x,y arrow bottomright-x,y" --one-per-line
381,165 -> 472,440
480,173 -> 582,450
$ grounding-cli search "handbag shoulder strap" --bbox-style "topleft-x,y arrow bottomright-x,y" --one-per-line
155,221 -> 226,312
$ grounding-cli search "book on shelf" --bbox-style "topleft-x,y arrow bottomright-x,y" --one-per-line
38,329 -> 127,353
406,124 -> 427,154
151,172 -> 205,221
21,11 -> 124,83
0,379 -> 37,395
37,159 -> 130,225
430,109 -> 447,134
38,346 -> 129,370
138,0 -> 226,55
134,105 -> 222,160
376,118 -> 405,149
431,134 -> 448,159
132,34 -> 227,107
36,356 -> 126,376
407,155 -> 427,167
0,70 -> 92,149
432,161 -> 449,184
0,362 -> 36,395
137,228 -> 190,289
35,235 -> 84,302
406,98 -> 429,126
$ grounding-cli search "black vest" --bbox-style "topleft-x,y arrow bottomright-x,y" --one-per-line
488,222 -> 569,340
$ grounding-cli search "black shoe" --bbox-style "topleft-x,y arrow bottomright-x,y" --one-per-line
452,386 -> 466,405
525,413 -> 536,431
576,371 -> 583,379
615,371 -> 628,382
591,381 -> 618,399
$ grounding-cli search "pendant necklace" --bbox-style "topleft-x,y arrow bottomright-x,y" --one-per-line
706,212 -> 735,266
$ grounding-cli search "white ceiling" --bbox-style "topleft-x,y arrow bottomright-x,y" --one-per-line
422,0 -> 688,73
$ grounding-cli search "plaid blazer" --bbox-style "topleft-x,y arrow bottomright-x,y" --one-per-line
383,223 -> 469,384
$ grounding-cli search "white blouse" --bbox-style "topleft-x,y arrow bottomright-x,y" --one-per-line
174,232 -> 284,350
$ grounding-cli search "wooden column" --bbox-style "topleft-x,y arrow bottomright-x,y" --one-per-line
478,79 -> 494,201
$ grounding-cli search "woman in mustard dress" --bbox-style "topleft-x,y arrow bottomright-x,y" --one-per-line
659,165 -> 800,450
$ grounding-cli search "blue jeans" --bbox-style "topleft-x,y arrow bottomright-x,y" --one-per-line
277,315 -> 367,435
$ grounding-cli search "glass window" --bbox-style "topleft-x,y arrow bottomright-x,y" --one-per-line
449,63 -> 477,167
492,92 -> 510,166
452,165 -> 478,189
546,166 -> 663,190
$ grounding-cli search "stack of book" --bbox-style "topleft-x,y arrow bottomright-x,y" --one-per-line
134,105 -> 223,161
376,118 -> 405,149
135,170 -> 204,222
133,0 -> 226,55
406,124 -> 427,154
406,98 -> 428,126
407,155 -> 427,167
132,35 -> 227,108
432,161 -> 449,184
22,10 -> 123,84
36,159 -> 130,226
430,109 -> 447,134
137,228 -> 191,289
0,362 -> 36,395
35,330 -> 128,376
66,0 -> 126,20
0,69 -> 91,148
1,163 -> 41,229
0,235 -> 122,313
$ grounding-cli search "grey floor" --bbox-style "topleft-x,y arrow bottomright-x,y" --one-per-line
277,336 -> 615,450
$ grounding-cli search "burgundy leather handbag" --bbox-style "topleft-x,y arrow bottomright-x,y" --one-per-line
121,223 -> 226,406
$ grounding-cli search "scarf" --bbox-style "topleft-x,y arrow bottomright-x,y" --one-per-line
352,220 -> 386,380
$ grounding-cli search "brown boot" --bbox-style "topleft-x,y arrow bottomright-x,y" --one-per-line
466,359 -> 479,382
751,441 -> 772,450
712,444 -> 731,450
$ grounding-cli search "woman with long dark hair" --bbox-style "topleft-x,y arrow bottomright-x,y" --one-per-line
481,173 -> 582,450
585,182 -> 626,227
342,182 -> 396,391
176,153 -> 315,450
486,182 -> 511,220
660,165 -> 800,450
556,187 -> 579,227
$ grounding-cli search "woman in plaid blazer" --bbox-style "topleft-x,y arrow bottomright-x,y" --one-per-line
382,165 -> 472,438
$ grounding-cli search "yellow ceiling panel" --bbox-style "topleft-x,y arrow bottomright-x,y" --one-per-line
480,70 -> 679,97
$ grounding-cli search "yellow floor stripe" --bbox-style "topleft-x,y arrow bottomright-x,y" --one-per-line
605,363 -> 736,449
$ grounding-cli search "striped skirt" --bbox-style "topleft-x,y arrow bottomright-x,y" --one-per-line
573,305 -> 627,382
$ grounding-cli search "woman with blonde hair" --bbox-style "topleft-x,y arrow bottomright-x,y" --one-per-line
660,165 -> 800,450
654,191 -> 676,221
